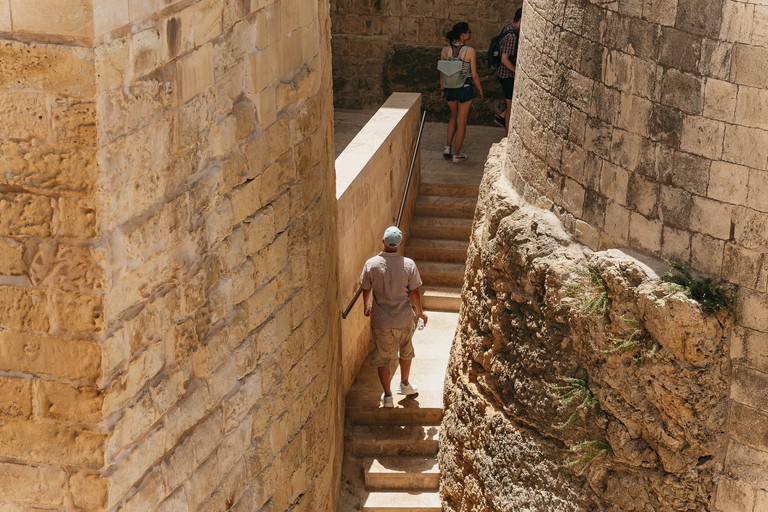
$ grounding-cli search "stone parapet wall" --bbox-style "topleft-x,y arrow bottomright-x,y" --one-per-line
0,0 -> 342,510
336,92 -> 422,392
504,0 -> 768,507
330,0 -> 522,123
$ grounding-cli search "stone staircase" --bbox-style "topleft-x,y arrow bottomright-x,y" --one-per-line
339,123 -> 501,512
344,167 -> 480,510
343,314 -> 457,512
406,171 -> 480,312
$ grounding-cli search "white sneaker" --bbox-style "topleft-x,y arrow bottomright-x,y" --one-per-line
397,382 -> 419,395
452,153 -> 467,163
443,145 -> 451,158
381,393 -> 394,408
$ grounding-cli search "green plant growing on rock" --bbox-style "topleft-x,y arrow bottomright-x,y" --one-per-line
663,263 -> 736,315
619,315 -> 639,326
548,377 -> 602,429
566,439 -> 614,467
603,329 -> 641,354
565,267 -> 608,318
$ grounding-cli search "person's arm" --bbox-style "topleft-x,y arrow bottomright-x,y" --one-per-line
500,33 -> 517,72
362,288 -> 372,317
439,46 -> 446,100
408,288 -> 428,325
467,47 -> 483,99
500,53 -> 515,73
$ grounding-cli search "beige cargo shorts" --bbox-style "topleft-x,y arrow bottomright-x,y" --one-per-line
369,325 -> 416,367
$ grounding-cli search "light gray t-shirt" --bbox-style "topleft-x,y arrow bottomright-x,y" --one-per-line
360,252 -> 422,329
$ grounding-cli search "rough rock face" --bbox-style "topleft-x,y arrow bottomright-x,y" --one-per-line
440,143 -> 731,511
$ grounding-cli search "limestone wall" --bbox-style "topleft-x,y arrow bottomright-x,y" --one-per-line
336,92 -> 422,392
490,0 -> 768,507
0,0 -> 342,511
330,0 -> 522,123
441,143 -> 733,511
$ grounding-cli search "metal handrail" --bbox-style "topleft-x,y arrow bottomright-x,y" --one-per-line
341,110 -> 427,320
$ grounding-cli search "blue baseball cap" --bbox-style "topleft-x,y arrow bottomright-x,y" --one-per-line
383,226 -> 402,248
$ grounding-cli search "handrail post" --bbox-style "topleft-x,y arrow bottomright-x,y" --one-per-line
341,110 -> 427,320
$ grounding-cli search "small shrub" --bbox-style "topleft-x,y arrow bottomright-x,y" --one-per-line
565,267 -> 608,318
566,439 -> 614,467
663,263 -> 736,315
548,377 -> 602,429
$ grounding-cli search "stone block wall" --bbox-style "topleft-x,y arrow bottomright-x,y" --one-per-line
503,0 -> 768,507
441,147 -> 731,510
0,0 -> 342,511
330,0 -> 522,123
336,92 -> 422,392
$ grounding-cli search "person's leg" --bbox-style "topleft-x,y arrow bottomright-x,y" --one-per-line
370,328 -> 394,395
378,365 -> 392,395
399,357 -> 411,384
446,100 -> 459,147
454,100 -> 472,155
397,327 -> 417,393
504,98 -> 512,132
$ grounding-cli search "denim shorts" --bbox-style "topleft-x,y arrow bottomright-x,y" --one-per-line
445,79 -> 474,103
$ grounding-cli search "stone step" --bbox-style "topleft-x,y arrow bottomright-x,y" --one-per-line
364,456 -> 439,491
346,425 -> 440,456
421,285 -> 461,313
405,238 -> 469,264
346,407 -> 443,426
346,390 -> 444,425
409,217 -> 473,240
416,261 -> 465,287
414,195 -> 477,218
422,157 -> 484,176
362,491 -> 442,512
419,174 -> 480,198
348,361 -> 450,387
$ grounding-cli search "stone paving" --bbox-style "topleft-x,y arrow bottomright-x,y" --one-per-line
335,109 -> 506,171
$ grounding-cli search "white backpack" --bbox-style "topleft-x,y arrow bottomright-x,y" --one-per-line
438,46 -> 468,89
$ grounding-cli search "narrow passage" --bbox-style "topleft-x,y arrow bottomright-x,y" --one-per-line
338,120 -> 505,511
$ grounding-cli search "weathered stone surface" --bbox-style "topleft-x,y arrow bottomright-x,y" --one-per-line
70,473 -> 110,510
177,43 -> 215,103
28,242 -> 109,293
441,145 -> 730,512
0,41 -> 95,97
0,239 -> 24,275
0,287 -> 48,333
0,377 -> 33,419
0,330 -> 101,382
731,44 -> 768,89
0,142 -> 98,195
37,381 -> 103,424
0,461 -> 67,506
714,475 -> 755,512
708,160 -> 749,204
0,194 -> 53,237
52,290 -> 104,334
0,91 -> 48,140
0,417 -> 105,468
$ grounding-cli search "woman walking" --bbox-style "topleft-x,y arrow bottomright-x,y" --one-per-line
440,22 -> 483,163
